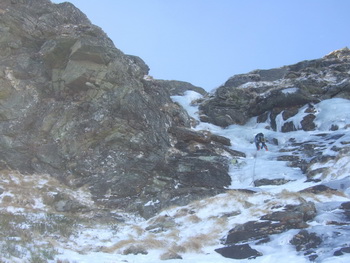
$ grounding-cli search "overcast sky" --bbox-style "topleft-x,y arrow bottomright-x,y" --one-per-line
52,0 -> 350,91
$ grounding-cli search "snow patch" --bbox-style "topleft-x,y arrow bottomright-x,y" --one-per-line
282,87 -> 299,94
314,98 -> 350,130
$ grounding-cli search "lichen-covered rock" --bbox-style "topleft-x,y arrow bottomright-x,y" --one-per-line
0,0 -> 236,218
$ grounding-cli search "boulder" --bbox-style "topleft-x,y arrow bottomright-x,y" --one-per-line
290,230 -> 322,252
334,247 -> 350,256
123,245 -> 148,255
215,244 -> 262,260
261,202 -> 316,223
290,230 -> 322,261
160,251 -> 183,260
224,202 -> 316,245
254,178 -> 291,186
225,220 -> 289,244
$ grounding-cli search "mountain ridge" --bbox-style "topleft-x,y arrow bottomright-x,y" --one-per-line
198,47 -> 350,128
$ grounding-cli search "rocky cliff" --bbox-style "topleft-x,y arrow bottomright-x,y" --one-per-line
2,1 -> 350,262
0,0 -> 241,218
199,47 -> 350,129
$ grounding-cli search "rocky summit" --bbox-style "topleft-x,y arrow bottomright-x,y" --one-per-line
1,1 -> 350,262
199,47 -> 350,128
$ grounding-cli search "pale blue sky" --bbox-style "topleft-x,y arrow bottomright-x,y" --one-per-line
52,0 -> 350,91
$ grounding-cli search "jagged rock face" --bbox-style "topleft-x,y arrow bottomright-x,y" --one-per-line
199,47 -> 350,129
0,0 -> 237,217
151,79 -> 207,96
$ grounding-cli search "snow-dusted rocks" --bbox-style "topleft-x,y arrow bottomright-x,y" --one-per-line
199,47 -> 350,129
215,202 -> 316,259
290,230 -> 322,261
1,1 -> 350,262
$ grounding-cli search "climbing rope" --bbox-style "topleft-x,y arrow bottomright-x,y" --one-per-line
251,151 -> 257,186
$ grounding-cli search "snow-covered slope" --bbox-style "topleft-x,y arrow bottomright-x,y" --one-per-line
1,91 -> 350,263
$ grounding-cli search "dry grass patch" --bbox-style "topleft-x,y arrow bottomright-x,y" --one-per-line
102,234 -> 168,254
223,190 -> 255,208
102,238 -> 137,253
180,239 -> 203,253
316,188 -> 347,198
0,211 -> 62,261
277,189 -> 307,201
214,216 -> 229,229
168,244 -> 186,254
187,214 -> 201,223
180,233 -> 219,253
131,224 -> 145,236
0,169 -> 96,213
174,207 -> 193,218
277,188 -> 345,203
165,229 -> 180,241
141,235 -> 168,249
250,206 -> 273,217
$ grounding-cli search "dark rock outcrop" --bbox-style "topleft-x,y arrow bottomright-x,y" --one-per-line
339,201 -> 350,221
290,230 -> 322,260
215,244 -> 262,259
254,178 -> 291,186
223,202 -> 316,245
217,202 -> 317,260
334,246 -> 350,256
0,0 -> 235,217
152,79 -> 207,96
299,185 -> 338,194
199,47 -> 350,129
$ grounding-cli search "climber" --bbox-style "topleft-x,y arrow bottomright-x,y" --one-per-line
254,133 -> 268,151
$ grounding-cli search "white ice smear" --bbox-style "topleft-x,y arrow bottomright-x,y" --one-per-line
171,90 -> 203,120
314,98 -> 350,130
